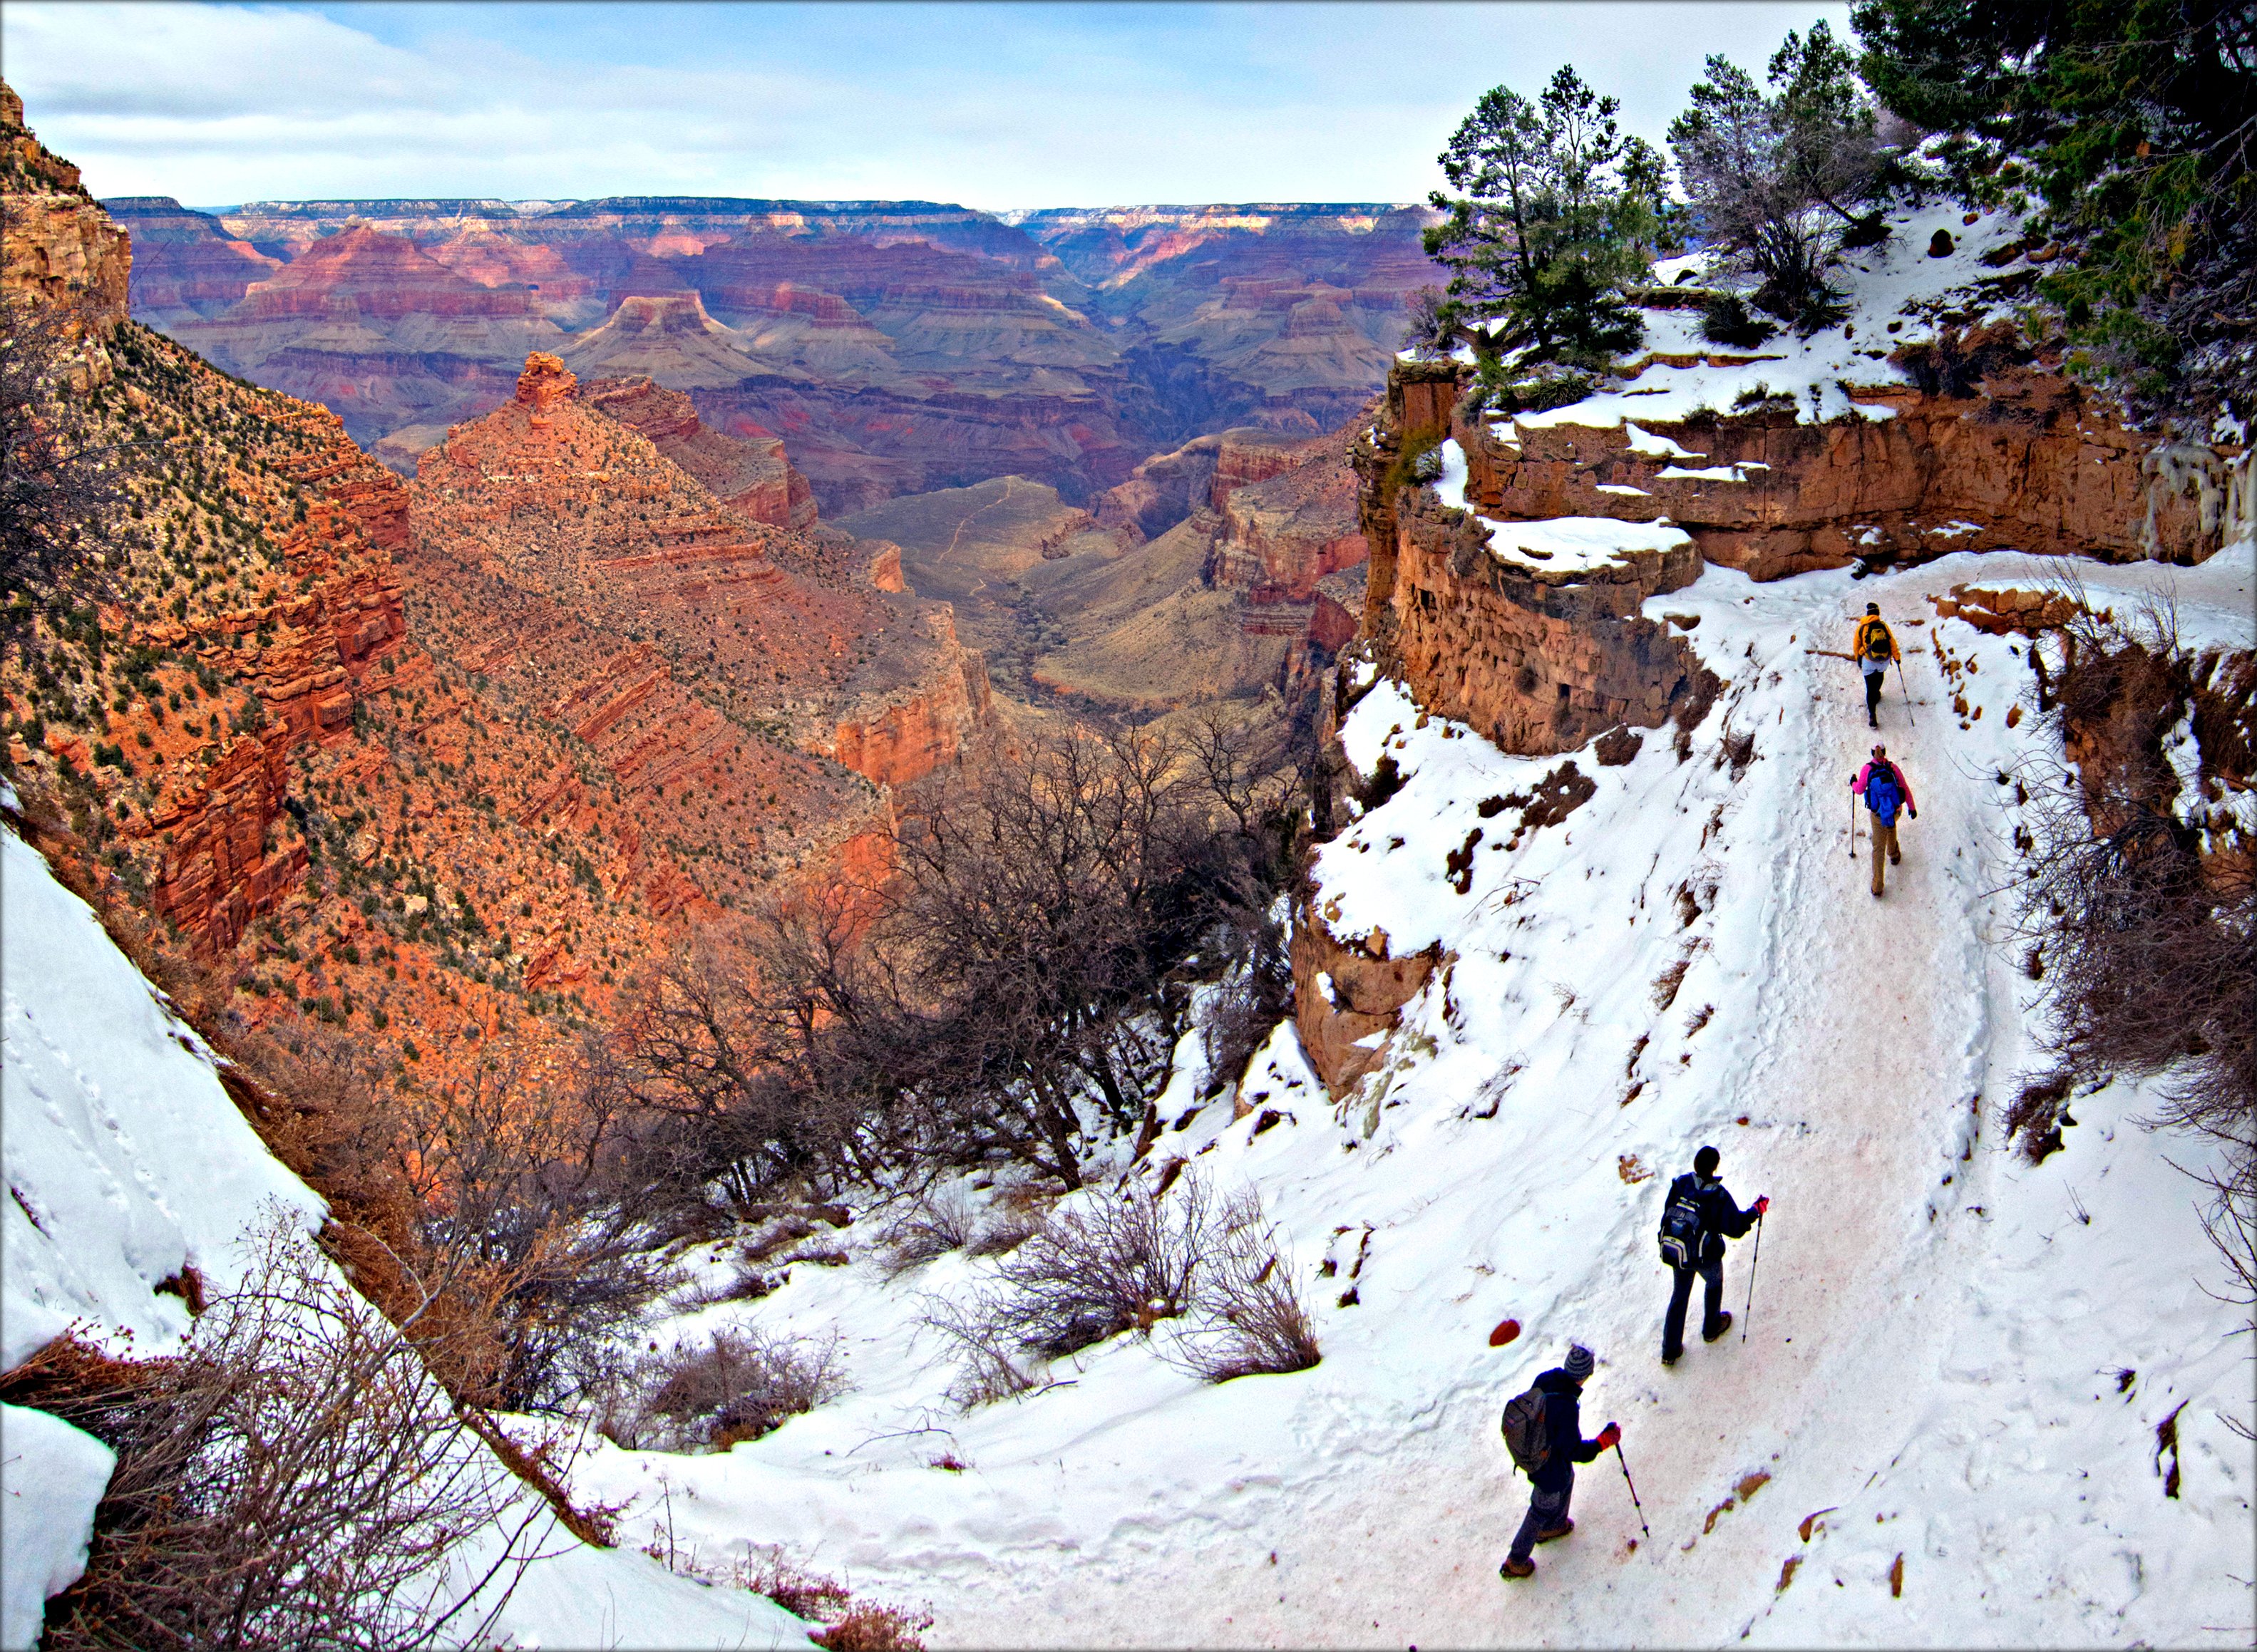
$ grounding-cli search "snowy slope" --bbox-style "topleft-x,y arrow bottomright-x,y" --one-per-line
561,539 -> 2253,1648
0,821 -> 816,1650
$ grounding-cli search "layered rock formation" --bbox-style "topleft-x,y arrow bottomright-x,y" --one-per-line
2,83 -> 128,332
1454,371 -> 2221,582
1,113 -> 992,1109
101,197 -> 281,325
581,373 -> 816,529
1017,204 -> 1444,433
110,193 -> 1444,509
412,353 -> 989,797
840,419 -> 1370,716
156,224 -> 565,452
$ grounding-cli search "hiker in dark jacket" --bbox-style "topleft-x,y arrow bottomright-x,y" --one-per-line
1659,1146 -> 1768,1366
1501,1343 -> 1618,1580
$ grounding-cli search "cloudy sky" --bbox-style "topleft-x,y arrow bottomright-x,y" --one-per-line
6,1 -> 1851,210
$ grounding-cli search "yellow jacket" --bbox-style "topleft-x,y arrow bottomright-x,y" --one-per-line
1853,616 -> 1900,664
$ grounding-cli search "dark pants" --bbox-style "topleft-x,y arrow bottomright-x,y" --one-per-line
1663,1254 -> 1725,1360
1863,664 -> 1885,720
1508,1470 -> 1574,1564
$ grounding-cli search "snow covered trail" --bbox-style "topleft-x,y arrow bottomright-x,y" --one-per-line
564,546 -> 2253,1649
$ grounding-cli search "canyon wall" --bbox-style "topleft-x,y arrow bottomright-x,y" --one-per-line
0,109 -> 992,1109
2,84 -> 128,334
105,192 -> 1444,510
1456,373 -> 2221,583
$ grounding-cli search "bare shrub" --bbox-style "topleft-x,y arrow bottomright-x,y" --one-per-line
920,1296 -> 1039,1409
600,1328 -> 848,1452
1198,924 -> 1292,1100
965,1207 -> 1043,1258
815,1602 -> 936,1651
880,1189 -> 978,1276
1168,1189 -> 1324,1383
2015,599 -> 2256,1303
929,1172 -> 1320,1401
43,1224 -> 550,1651
224,1024 -> 675,1416
653,1545 -> 930,1651
984,1175 -> 1215,1357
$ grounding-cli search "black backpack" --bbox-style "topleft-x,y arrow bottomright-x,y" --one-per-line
1501,1384 -> 1552,1476
1657,1173 -> 1705,1268
1859,619 -> 1893,661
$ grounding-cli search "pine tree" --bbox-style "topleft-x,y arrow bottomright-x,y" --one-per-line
1424,67 -> 1662,373
1851,0 -> 2256,428
1669,22 -> 1891,333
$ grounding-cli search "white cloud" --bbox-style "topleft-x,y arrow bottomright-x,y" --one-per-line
4,1 -> 1853,209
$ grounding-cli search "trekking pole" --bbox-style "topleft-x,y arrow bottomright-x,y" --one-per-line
1895,656 -> 1917,727
1614,1442 -> 1653,1542
1742,1210 -> 1764,1342
1848,785 -> 1856,862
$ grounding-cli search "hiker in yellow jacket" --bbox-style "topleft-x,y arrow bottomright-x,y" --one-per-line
1851,602 -> 1900,728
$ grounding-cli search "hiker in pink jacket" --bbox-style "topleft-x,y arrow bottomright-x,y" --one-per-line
1850,744 -> 1918,897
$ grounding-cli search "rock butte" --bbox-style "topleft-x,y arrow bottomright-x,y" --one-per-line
0,105 -> 996,1101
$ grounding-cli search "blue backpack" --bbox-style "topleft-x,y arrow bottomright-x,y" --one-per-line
1864,765 -> 1903,826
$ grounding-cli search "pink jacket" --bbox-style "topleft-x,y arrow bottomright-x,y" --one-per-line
1851,760 -> 1916,813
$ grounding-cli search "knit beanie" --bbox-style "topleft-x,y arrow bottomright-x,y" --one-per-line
1563,1344 -> 1595,1380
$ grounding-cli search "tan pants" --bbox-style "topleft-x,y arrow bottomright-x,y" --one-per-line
1870,818 -> 1901,894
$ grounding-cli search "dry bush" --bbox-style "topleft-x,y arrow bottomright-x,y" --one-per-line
879,1189 -> 979,1276
814,1602 -> 936,1651
599,1328 -> 848,1452
1198,926 -> 1292,1100
930,1172 -> 1320,1402
2014,599 -> 2256,1302
43,1224 -> 550,1651
654,1545 -> 930,1651
920,1296 -> 1040,1409
217,1024 -> 677,1416
1168,1187 -> 1324,1383
982,1175 -> 1215,1357
965,1206 -> 1044,1258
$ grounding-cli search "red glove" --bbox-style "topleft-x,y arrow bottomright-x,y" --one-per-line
1755,1196 -> 1770,1216
1596,1422 -> 1621,1450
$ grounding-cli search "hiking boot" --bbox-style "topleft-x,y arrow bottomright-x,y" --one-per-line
1868,711 -> 1878,728
1889,851 -> 1902,865
1661,1348 -> 1682,1367
1703,1311 -> 1733,1343
1500,1557 -> 1536,1580
1534,1519 -> 1575,1544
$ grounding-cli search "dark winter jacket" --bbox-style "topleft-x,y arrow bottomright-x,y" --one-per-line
1531,1368 -> 1605,1492
1675,1172 -> 1759,1264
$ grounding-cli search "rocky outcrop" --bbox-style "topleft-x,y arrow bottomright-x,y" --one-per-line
1930,584 -> 2085,636
582,373 -> 817,527
826,609 -> 994,788
1455,367 -> 2228,582
414,352 -> 989,800
1290,918 -> 1438,1098
1,85 -> 128,334
1376,482 -> 1715,755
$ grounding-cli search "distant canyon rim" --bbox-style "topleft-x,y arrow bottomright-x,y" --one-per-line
106,195 -> 1444,515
